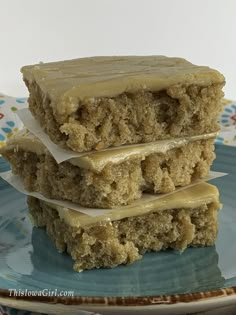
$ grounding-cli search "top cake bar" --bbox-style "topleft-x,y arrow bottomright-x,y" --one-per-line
21,56 -> 225,152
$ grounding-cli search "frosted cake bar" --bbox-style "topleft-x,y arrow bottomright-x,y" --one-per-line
1,129 -> 216,208
21,56 -> 225,152
28,182 -> 221,271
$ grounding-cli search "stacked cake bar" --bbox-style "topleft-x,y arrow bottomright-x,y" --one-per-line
0,56 -> 225,271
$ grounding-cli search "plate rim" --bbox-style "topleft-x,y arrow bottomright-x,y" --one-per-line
0,286 -> 236,306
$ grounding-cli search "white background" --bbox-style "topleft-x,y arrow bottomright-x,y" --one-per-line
0,0 -> 235,98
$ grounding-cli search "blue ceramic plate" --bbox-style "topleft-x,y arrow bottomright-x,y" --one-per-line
0,145 -> 236,314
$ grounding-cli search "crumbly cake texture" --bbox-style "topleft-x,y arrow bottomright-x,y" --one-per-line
1,138 -> 215,208
21,56 -> 225,152
27,194 -> 220,271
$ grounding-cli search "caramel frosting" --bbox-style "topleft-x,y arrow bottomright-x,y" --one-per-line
45,182 -> 220,227
1,129 -> 217,172
21,56 -> 225,119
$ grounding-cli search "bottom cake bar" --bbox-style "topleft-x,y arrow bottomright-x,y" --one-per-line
28,182 -> 221,271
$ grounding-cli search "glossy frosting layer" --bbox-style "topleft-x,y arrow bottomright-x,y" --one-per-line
46,182 -> 220,227
21,56 -> 225,117
2,129 -> 217,172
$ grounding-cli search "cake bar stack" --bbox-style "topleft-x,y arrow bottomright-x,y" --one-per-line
1,56 -> 224,271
